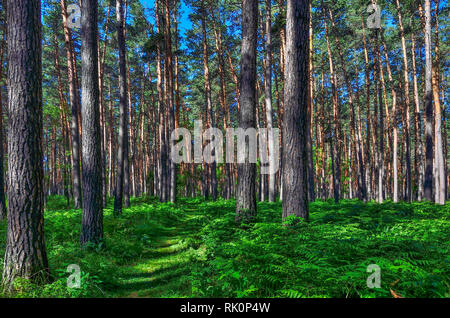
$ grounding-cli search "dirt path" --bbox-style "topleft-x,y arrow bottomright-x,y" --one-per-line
111,206 -> 204,298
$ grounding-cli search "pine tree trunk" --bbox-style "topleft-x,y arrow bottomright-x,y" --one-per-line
98,4 -> 111,207
108,80 -> 114,197
113,0 -> 129,215
212,12 -> 232,200
2,0 -> 49,289
60,0 -> 82,209
53,33 -> 71,206
432,0 -> 445,205
410,31 -> 424,201
375,30 -> 384,203
165,0 -> 177,203
323,9 -> 340,203
395,0 -> 412,202
423,0 -> 434,201
236,0 -> 258,222
0,23 -> 6,220
80,0 -> 103,246
361,17 -> 373,200
306,1 -> 315,202
154,0 -> 167,202
123,1 -> 131,207
282,0 -> 309,221
380,31 -> 399,202
201,3 -> 216,201
264,0 -> 276,202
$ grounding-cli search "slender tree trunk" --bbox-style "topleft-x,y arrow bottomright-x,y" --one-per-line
60,0 -> 82,209
0,23 -> 6,220
264,0 -> 276,202
395,0 -> 412,202
282,0 -> 309,221
319,52 -> 327,200
99,4 -> 111,206
410,31 -> 424,201
123,1 -> 131,207
201,3 -> 216,201
114,0 -> 129,216
53,32 -> 70,207
375,30 -> 384,203
108,80 -> 114,197
164,0 -> 177,203
211,11 -> 232,200
354,70 -> 367,202
380,31 -> 398,202
432,0 -> 445,205
2,0 -> 49,289
51,128 -> 57,194
370,37 -> 379,202
424,0 -> 434,201
323,9 -> 340,203
236,0 -> 258,222
361,17 -> 373,200
155,0 -> 167,202
80,0 -> 103,245
306,0 -> 315,202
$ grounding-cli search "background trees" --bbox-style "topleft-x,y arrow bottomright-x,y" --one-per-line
0,0 -> 444,212
1,0 -> 445,212
0,0 -> 447,294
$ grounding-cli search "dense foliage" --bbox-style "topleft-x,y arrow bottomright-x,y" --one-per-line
1,197 -> 448,298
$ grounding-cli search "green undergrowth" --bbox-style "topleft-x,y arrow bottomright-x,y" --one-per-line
0,196 -> 448,298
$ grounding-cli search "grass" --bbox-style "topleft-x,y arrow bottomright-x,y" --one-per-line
0,196 -> 448,298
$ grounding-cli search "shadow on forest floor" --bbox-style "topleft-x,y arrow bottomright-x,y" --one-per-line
1,195 -> 447,298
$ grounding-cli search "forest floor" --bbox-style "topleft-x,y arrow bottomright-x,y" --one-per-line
0,196 -> 449,298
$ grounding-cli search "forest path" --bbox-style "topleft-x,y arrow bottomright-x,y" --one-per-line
111,202 -> 205,298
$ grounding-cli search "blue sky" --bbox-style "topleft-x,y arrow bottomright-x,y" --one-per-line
139,0 -> 193,38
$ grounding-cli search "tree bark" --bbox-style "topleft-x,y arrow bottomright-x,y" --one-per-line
395,0 -> 412,202
0,20 -> 6,220
410,30 -> 424,201
98,4 -> 111,207
80,0 -> 103,245
113,0 -> 129,216
323,8 -> 340,203
380,31 -> 399,202
60,0 -> 82,209
201,3 -> 216,201
165,0 -> 177,203
123,1 -> 131,207
432,0 -> 445,205
236,0 -> 258,222
423,0 -> 433,201
264,0 -> 276,202
2,0 -> 49,289
306,0 -> 315,202
211,11 -> 232,200
282,0 -> 309,221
